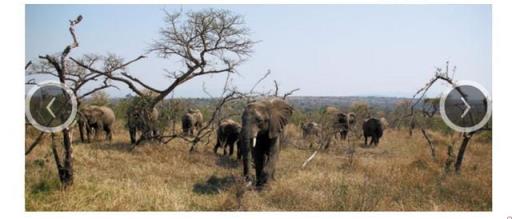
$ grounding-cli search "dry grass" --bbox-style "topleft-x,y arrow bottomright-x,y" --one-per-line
25,122 -> 491,211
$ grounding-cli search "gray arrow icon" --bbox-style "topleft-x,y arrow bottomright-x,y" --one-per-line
46,97 -> 56,118
460,97 -> 471,119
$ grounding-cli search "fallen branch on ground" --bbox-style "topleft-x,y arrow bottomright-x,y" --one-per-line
302,150 -> 318,168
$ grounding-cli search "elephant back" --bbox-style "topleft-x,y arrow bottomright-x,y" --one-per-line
96,106 -> 116,125
150,108 -> 159,122
220,119 -> 241,133
363,118 -> 383,137
182,113 -> 194,126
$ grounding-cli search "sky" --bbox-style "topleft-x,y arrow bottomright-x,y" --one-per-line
25,4 -> 492,98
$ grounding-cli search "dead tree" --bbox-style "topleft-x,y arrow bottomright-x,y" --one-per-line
71,9 -> 255,146
25,15 -> 82,187
406,61 -> 491,173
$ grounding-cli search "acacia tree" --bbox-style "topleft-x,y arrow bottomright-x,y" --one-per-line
71,9 -> 255,145
25,15 -> 124,186
405,61 -> 491,173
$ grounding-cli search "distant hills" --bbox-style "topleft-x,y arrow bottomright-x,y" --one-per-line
286,96 -> 410,111
108,96 -> 413,112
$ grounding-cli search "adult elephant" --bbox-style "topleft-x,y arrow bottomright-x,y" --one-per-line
379,117 -> 389,130
127,107 -> 159,144
182,108 -> 203,136
78,105 -> 116,142
363,118 -> 383,146
339,112 -> 356,140
239,98 -> 293,187
301,121 -> 320,138
324,107 -> 355,140
214,119 -> 242,158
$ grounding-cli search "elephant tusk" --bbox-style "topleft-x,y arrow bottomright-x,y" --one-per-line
252,137 -> 257,148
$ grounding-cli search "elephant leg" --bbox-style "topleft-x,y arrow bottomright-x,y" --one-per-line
364,135 -> 368,146
129,127 -> 136,144
78,122 -> 85,142
152,129 -> 159,139
94,124 -> 102,141
104,125 -> 112,141
262,138 -> 280,183
228,142 -> 234,156
213,140 -> 220,154
86,125 -> 92,142
254,145 -> 266,186
236,141 -> 241,160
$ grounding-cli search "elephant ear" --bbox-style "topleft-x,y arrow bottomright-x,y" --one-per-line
336,112 -> 347,124
90,108 -> 104,120
348,113 -> 356,125
268,99 -> 293,139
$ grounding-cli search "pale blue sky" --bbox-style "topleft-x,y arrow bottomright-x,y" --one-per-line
25,4 -> 491,98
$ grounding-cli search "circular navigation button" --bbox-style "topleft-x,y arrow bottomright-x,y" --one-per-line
26,81 -> 77,133
440,81 -> 491,133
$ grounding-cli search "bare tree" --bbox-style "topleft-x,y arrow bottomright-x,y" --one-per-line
25,15 -> 87,187
71,9 -> 255,145
406,61 -> 491,173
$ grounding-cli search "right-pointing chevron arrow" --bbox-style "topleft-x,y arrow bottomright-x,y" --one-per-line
460,97 -> 471,119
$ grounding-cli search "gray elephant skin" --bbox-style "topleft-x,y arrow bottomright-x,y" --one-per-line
78,105 -> 116,142
301,121 -> 320,138
363,118 -> 383,146
239,98 -> 293,187
182,109 -> 203,136
214,119 -> 241,158
339,112 -> 356,140
324,107 -> 356,140
127,107 -> 159,144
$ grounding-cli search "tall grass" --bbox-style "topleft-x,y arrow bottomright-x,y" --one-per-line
25,120 -> 491,211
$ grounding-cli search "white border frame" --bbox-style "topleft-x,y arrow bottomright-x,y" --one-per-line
2,1 -> 508,219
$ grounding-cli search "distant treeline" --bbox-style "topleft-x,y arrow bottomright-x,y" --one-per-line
102,96 -> 415,113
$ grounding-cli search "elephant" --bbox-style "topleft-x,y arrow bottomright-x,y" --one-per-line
239,98 -> 293,187
339,112 -> 356,140
380,117 -> 389,130
363,118 -> 383,146
324,107 -> 356,140
78,105 -> 116,142
182,108 -> 203,136
301,121 -> 320,138
213,119 -> 242,158
127,107 -> 159,144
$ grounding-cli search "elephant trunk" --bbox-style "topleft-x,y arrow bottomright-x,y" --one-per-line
240,124 -> 257,181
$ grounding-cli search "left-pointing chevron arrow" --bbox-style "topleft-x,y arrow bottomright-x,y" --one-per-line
46,97 -> 56,118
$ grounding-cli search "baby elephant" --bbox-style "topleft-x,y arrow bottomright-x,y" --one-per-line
363,118 -> 383,146
214,119 -> 242,159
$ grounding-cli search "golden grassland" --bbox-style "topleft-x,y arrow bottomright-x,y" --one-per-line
25,122 -> 491,211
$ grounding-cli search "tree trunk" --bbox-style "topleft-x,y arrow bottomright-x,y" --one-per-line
62,128 -> 73,186
454,133 -> 473,173
421,128 -> 436,160
51,130 -> 74,187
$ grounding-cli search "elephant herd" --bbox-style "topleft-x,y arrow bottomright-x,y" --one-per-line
76,98 -> 386,188
301,109 -> 385,147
